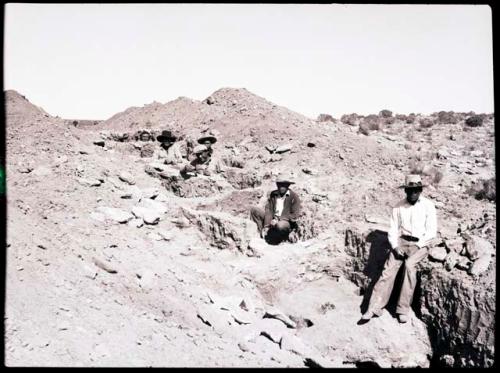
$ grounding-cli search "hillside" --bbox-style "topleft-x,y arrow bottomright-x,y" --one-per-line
4,88 -> 495,367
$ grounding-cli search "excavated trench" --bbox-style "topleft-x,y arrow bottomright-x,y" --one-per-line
344,228 -> 495,368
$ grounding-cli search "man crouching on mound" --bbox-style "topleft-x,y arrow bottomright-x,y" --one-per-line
250,175 -> 302,245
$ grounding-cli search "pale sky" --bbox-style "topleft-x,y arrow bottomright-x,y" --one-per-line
3,3 -> 494,120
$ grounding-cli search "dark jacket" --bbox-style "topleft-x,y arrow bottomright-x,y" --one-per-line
263,189 -> 302,228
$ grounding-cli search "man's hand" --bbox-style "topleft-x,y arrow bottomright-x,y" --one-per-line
393,247 -> 405,259
270,219 -> 278,227
261,227 -> 269,239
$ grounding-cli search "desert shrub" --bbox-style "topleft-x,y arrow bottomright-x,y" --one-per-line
317,113 -> 335,122
419,118 -> 435,128
396,114 -> 407,121
384,117 -> 395,125
406,114 -> 416,124
358,115 -> 381,135
466,177 -> 496,201
465,115 -> 484,127
340,113 -> 359,125
379,109 -> 393,118
437,111 -> 458,124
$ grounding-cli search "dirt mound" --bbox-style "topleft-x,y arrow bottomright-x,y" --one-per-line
4,89 -> 495,367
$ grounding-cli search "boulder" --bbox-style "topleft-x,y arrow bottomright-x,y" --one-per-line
118,171 -> 136,185
78,178 -> 102,187
131,206 -> 161,225
444,251 -> 460,271
429,246 -> 448,262
223,169 -> 262,189
468,254 -> 492,277
96,207 -> 134,224
180,207 -> 258,255
456,255 -> 471,271
463,234 -> 494,260
275,144 -> 292,154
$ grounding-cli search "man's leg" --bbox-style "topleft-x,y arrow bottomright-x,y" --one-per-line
396,246 -> 428,317
249,207 -> 265,233
365,251 -> 403,316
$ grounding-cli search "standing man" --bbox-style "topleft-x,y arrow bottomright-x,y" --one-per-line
361,174 -> 437,324
250,175 -> 302,244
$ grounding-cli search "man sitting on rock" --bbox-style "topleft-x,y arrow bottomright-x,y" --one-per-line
180,144 -> 213,177
197,135 -> 217,158
250,175 -> 302,244
156,130 -> 184,165
360,174 -> 437,324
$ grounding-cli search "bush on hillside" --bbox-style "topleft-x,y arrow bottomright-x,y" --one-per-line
340,113 -> 360,126
465,115 -> 484,127
317,114 -> 335,122
437,111 -> 458,124
466,177 -> 496,201
379,109 -> 393,118
419,118 -> 435,128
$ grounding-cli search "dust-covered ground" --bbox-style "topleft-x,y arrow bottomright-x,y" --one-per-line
4,88 -> 495,367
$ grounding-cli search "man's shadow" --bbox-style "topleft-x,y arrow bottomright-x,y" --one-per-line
359,230 -> 422,319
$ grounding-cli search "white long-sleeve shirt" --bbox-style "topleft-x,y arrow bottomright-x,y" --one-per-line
388,195 -> 437,249
274,190 -> 290,217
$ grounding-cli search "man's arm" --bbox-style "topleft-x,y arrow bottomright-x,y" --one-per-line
388,207 -> 400,250
418,202 -> 437,247
263,195 -> 274,228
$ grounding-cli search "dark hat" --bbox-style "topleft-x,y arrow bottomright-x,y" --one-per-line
197,135 -> 217,145
157,130 -> 177,142
399,174 -> 426,189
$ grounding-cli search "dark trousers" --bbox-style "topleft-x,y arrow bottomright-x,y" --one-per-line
250,207 -> 291,243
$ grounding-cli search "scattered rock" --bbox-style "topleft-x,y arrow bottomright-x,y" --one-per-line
128,218 -> 144,228
456,256 -> 471,271
92,257 -> 117,274
132,206 -> 161,225
96,206 -> 134,224
468,254 -> 492,277
119,171 -> 136,185
275,144 -> 292,154
428,246 -> 448,262
78,178 -> 102,187
444,251 -> 460,271
463,234 -> 494,260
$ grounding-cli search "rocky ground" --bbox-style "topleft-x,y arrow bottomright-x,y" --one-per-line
4,88 -> 495,367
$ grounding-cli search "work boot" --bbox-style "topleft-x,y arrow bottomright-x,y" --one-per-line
361,309 -> 382,320
398,314 -> 408,323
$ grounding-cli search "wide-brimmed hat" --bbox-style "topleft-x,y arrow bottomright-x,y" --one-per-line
193,144 -> 208,155
275,174 -> 296,185
157,130 -> 177,142
399,174 -> 426,189
197,135 -> 217,145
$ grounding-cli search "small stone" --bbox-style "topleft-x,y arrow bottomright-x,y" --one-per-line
158,231 -> 173,241
119,171 -> 136,185
92,257 -> 118,274
78,178 -> 102,187
265,145 -> 276,153
275,144 -> 292,154
96,207 -> 133,224
468,254 -> 492,277
428,246 -> 448,262
93,140 -> 105,147
456,256 -> 471,271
